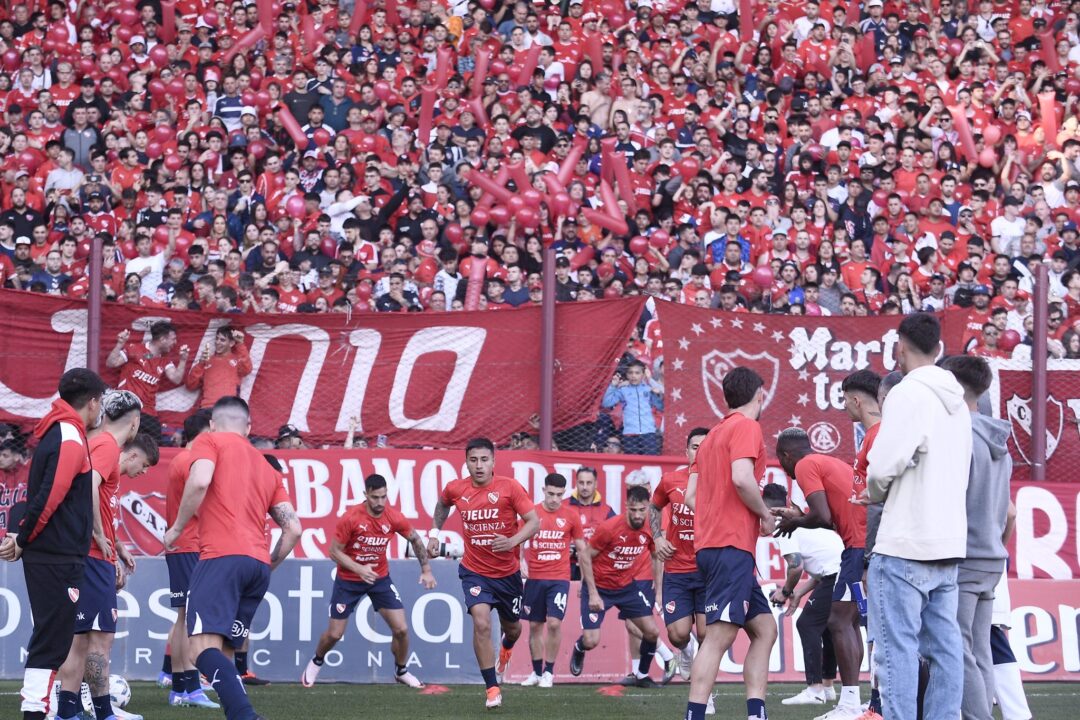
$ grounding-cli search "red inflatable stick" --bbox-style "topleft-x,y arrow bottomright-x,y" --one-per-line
948,105 -> 977,161
465,168 -> 515,205
418,85 -> 437,146
302,15 -> 321,52
1040,30 -> 1060,73
1039,92 -> 1060,149
556,141 -> 585,186
583,208 -> 628,235
257,0 -> 274,32
278,105 -> 309,150
739,0 -> 753,41
506,161 -> 532,193
516,44 -> 543,86
464,254 -> 487,310
224,25 -> 266,64
585,34 -> 604,75
606,150 -> 637,212
599,137 -> 617,185
348,1 -> 369,35
471,48 -> 490,97
465,97 -> 488,128
435,47 -> 453,89
599,179 -> 625,223
569,245 -> 594,269
161,0 -> 176,42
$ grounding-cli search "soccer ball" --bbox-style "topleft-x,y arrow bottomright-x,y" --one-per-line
108,675 -> 131,709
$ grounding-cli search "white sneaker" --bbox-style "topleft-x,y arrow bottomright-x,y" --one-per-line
520,672 -> 540,686
538,671 -> 553,688
825,686 -> 837,702
301,659 -> 321,688
114,708 -> 144,720
678,638 -> 696,681
395,671 -> 424,689
782,687 -> 828,705
705,693 -> 716,715
814,705 -> 865,720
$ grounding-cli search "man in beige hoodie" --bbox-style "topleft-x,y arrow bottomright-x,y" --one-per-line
865,313 -> 972,720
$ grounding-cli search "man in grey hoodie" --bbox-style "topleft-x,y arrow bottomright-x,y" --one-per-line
940,355 -> 1014,720
865,313 -> 972,720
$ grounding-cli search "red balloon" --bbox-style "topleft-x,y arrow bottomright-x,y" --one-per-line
596,263 -> 615,282
871,190 -> 888,207
148,78 -> 167,98
153,125 -> 173,143
649,230 -> 670,250
201,151 -> 219,170
359,135 -> 377,153
149,44 -> 169,68
373,81 -> 392,101
981,125 -> 1002,145
116,7 -> 139,25
47,25 -> 68,43
146,142 -> 164,159
471,208 -> 490,226
249,70 -> 263,90
489,205 -> 510,226
17,150 -> 36,168
313,128 -> 332,147
507,195 -> 526,215
248,140 -> 267,159
478,0 -> 494,9
628,236 -> 649,256
752,266 -> 775,289
445,223 -> 464,245
1,50 -> 18,72
999,329 -> 1021,352
77,57 -> 95,76
254,90 -> 271,109
805,143 -> 825,161
1067,78 -> 1080,97
676,157 -> 700,182
604,286 -> 622,299
203,10 -> 219,25
320,236 -> 337,258
116,25 -> 134,43
167,78 -> 184,97
163,153 -> 183,172
550,191 -> 572,217
518,207 -> 540,229
947,39 -> 964,57
978,148 -> 997,168
489,60 -> 507,77
415,258 -> 438,284
285,195 -> 306,219
521,188 -> 543,208
153,225 -> 171,244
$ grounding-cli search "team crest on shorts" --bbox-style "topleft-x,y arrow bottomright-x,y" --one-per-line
67,587 -> 79,603
523,605 -> 531,615
470,586 -> 482,597
743,601 -> 750,615
487,491 -> 499,504
112,608 -> 118,622
336,603 -> 346,614
588,613 -> 599,623
555,518 -> 566,528
665,601 -> 676,614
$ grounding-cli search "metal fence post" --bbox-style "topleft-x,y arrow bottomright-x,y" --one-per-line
87,233 -> 103,374
539,245 -> 556,450
1031,263 -> 1048,482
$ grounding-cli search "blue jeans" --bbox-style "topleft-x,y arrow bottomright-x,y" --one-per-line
869,554 -> 962,720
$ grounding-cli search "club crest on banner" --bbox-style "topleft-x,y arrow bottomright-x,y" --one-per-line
701,350 -> 780,419
808,422 -> 841,454
1007,394 -> 1064,464
118,491 -> 168,556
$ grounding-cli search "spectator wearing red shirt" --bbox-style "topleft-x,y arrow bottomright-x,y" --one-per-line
185,327 -> 253,409
105,322 -> 190,442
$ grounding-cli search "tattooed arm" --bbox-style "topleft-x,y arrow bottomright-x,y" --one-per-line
407,530 -> 436,589
648,503 -> 674,561
268,501 -> 302,569
427,501 -> 451,557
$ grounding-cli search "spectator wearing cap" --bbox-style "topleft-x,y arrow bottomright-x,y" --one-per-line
276,424 -> 305,450
553,255 -> 580,302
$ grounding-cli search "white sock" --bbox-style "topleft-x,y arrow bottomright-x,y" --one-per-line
655,641 -> 674,662
993,662 -> 1032,720
839,686 -> 861,708
633,668 -> 649,679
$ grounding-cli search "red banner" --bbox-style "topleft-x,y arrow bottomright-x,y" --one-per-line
0,291 -> 643,446
994,363 -> 1080,483
106,447 -> 1080,582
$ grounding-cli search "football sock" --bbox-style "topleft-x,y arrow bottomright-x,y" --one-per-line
91,694 -> 113,720
480,667 -> 498,689
198,648 -> 254,720
685,701 -> 707,720
532,659 -> 543,675
185,670 -> 202,694
172,671 -> 186,692
747,697 -> 767,719
543,661 -> 554,675
656,641 -> 674,663
312,656 -> 325,667
56,690 -> 80,720
840,686 -> 861,708
396,665 -> 408,676
501,635 -> 516,650
637,639 -> 656,677
574,637 -> 585,654
162,650 -> 172,674
234,651 -> 249,675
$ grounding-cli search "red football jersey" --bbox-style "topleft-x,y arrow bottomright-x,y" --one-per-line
588,514 -> 654,590
115,342 -> 176,414
188,432 -> 291,563
524,502 -> 583,581
166,448 -> 200,554
691,412 -> 767,555
650,467 -> 697,574
87,434 -> 121,563
853,422 -> 881,499
439,475 -> 534,578
333,504 -> 413,581
793,454 -> 867,549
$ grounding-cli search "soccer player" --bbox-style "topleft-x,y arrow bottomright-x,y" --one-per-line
428,438 -> 539,710
569,484 -> 662,687
106,323 -> 189,442
773,429 -> 867,720
163,397 -> 302,720
764,484 -> 844,707
649,427 -> 710,682
684,367 -> 777,720
164,409 -> 219,708
55,390 -> 157,720
0,368 -> 106,720
519,473 -> 588,688
302,473 -> 436,688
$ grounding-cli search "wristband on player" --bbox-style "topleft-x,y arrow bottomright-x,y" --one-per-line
781,587 -> 793,598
